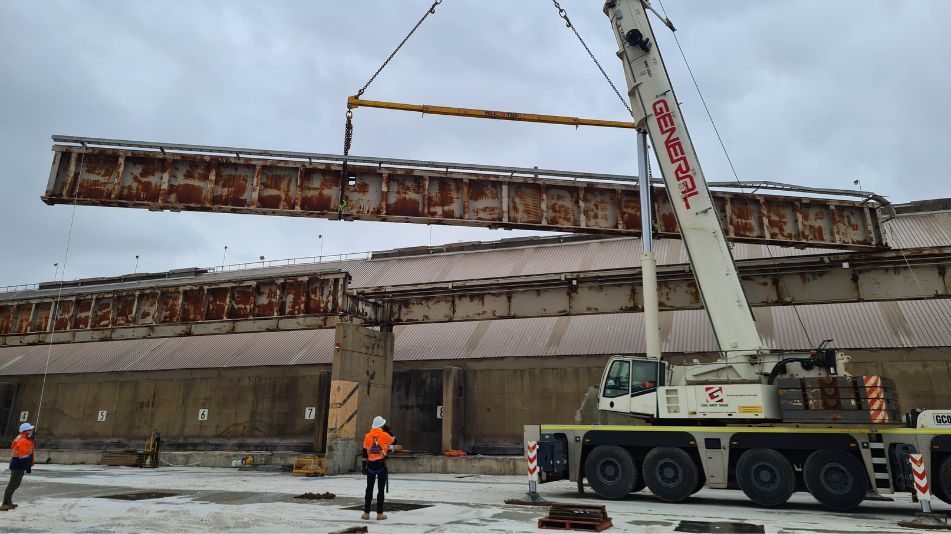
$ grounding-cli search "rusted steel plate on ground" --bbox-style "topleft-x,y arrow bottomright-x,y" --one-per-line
43,144 -> 887,250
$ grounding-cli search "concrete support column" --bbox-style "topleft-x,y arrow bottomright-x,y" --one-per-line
325,322 -> 393,474
441,366 -> 465,452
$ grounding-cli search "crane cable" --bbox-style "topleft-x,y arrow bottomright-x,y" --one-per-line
341,0 -> 444,215
33,150 -> 83,449
549,0 -> 635,120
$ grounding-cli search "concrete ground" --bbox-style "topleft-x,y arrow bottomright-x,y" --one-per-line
0,465 -> 944,533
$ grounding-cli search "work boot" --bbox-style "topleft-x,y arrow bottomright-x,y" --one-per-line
377,513 -> 387,520
0,504 -> 13,512
360,512 -> 369,520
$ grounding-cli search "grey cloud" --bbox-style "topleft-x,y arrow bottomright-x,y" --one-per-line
1,0 -> 948,288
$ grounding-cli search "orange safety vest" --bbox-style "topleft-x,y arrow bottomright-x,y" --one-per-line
363,428 -> 394,462
11,433 -> 34,462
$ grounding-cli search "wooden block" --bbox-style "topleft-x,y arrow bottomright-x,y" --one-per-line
807,398 -> 859,410
804,376 -> 853,388
805,387 -> 857,401
775,377 -> 804,389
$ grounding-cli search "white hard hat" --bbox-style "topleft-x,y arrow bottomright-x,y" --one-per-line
371,416 -> 386,429
19,422 -> 34,433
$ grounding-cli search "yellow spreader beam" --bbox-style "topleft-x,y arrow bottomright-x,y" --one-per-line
347,96 -> 636,129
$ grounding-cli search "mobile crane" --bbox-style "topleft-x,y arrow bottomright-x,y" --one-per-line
525,0 -> 951,511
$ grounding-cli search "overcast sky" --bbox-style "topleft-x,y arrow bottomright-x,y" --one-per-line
1,0 -> 949,287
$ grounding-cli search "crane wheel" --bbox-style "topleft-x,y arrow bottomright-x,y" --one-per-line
584,445 -> 636,500
643,447 -> 700,502
934,456 -> 951,505
735,449 -> 796,507
803,449 -> 867,511
691,466 -> 706,495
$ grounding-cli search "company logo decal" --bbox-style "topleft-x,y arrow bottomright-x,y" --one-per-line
652,98 -> 699,209
705,386 -> 725,403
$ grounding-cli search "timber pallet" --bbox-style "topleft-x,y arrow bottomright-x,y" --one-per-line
538,503 -> 612,532
99,450 -> 145,467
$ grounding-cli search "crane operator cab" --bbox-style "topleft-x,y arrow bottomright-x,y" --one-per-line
598,356 -> 667,417
597,355 -> 787,421
596,349 -> 899,423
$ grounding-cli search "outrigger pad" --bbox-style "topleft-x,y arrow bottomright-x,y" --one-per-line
897,512 -> 951,530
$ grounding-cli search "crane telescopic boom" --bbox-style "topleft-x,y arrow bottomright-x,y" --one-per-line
604,0 -> 768,382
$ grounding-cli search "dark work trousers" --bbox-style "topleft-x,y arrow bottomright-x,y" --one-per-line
363,461 -> 387,514
3,470 -> 24,505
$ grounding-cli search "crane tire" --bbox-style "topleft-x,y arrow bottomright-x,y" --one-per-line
934,456 -> 951,505
803,449 -> 867,511
692,467 -> 707,495
584,445 -> 636,500
643,447 -> 700,502
736,448 -> 796,507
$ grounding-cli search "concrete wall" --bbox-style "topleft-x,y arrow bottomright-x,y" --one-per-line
390,368 -> 443,453
397,356 -> 610,454
4,366 -> 332,451
1,348 -> 950,457
848,348 -> 951,410
325,323 -> 394,474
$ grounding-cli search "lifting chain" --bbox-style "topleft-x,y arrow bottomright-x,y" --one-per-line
340,0 -> 443,214
340,109 -> 354,213
354,0 -> 443,100
549,0 -> 635,120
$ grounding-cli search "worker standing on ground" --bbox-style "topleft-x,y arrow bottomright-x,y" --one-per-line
361,416 -> 394,521
2,422 -> 36,511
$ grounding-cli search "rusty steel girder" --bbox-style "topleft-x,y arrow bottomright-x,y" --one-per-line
1,247 -> 946,347
42,139 -> 888,250
0,271 -> 351,346
353,247 -> 950,324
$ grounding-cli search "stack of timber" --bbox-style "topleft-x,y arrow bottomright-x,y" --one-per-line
538,503 -> 613,531
777,375 -> 901,424
99,449 -> 145,467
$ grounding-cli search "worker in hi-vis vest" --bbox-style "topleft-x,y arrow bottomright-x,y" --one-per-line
361,416 -> 395,521
2,422 -> 36,511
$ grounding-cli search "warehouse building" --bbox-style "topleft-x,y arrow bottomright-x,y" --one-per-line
0,199 -> 948,458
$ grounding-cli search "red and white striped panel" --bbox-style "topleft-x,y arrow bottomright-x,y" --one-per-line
527,440 -> 539,482
909,454 -> 931,501
864,375 -> 888,423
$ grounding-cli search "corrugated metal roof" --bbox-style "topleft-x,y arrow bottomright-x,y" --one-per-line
884,211 -> 951,249
393,321 -> 478,362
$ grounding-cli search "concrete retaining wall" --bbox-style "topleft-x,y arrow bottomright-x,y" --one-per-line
1,349 -> 949,465
4,366 -> 332,451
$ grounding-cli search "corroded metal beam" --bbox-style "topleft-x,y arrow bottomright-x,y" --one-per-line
0,271 -> 352,346
1,247 -> 945,347
354,246 -> 950,324
42,139 -> 887,250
